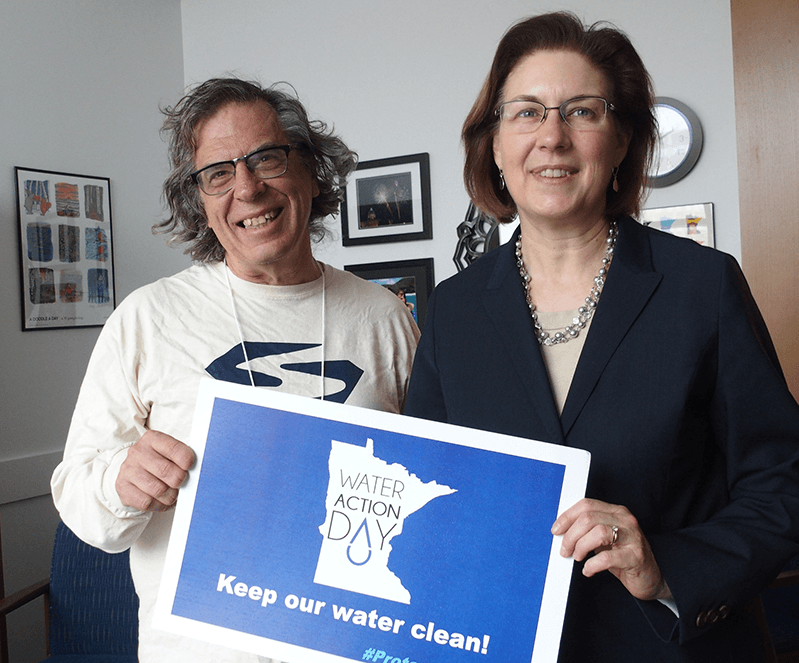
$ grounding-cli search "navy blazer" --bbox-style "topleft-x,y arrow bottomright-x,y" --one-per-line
405,216 -> 799,661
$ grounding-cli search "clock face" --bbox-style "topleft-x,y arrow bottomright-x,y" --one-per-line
652,105 -> 691,176
648,98 -> 703,188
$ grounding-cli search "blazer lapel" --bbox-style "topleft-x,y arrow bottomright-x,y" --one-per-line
481,232 -> 565,444
560,218 -> 662,435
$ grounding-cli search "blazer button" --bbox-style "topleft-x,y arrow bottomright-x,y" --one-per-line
696,611 -> 708,628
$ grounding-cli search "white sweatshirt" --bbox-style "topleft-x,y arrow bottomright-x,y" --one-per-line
51,261 -> 420,662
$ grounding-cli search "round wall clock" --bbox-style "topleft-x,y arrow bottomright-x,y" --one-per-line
648,97 -> 703,188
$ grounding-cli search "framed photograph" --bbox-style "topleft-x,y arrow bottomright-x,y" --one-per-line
15,167 -> 116,330
637,202 -> 715,247
345,258 -> 434,329
341,153 -> 432,246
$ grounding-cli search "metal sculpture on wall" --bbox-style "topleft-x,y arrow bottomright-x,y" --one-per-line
453,203 -> 500,272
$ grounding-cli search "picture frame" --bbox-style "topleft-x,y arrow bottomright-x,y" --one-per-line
344,258 -> 434,329
637,202 -> 715,247
341,153 -> 432,246
15,166 -> 116,330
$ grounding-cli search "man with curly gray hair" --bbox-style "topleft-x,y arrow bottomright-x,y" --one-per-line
52,77 -> 420,663
156,77 -> 358,263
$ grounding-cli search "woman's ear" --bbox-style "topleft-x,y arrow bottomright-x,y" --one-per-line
615,125 -> 632,166
492,132 -> 504,173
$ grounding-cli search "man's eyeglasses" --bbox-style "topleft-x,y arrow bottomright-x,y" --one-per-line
190,144 -> 293,196
495,96 -> 615,133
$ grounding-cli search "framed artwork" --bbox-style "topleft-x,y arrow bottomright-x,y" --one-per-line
341,153 -> 432,246
344,258 -> 434,329
15,167 -> 116,330
638,202 -> 715,247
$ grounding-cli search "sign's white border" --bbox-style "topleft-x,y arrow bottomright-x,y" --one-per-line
154,378 -> 590,662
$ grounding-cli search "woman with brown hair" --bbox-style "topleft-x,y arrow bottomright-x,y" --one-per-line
405,12 -> 799,661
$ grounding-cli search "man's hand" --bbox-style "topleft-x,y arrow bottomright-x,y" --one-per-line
115,430 -> 195,512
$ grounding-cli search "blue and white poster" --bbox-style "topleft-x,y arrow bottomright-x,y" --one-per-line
155,379 -> 590,662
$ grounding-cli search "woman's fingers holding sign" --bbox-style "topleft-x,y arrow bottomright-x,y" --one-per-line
551,498 -> 672,602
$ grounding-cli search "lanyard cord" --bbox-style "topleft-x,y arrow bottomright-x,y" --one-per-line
223,259 -> 326,399
319,262 -> 326,400
223,262 -> 256,388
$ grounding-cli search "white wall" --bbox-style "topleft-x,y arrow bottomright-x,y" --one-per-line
0,2 -> 186,660
181,0 -> 740,284
0,0 -> 739,659
0,0 -> 188,487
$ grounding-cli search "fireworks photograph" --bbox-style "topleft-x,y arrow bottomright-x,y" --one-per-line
356,171 -> 414,229
341,153 -> 432,246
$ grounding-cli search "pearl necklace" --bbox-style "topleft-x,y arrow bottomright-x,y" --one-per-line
516,219 -> 618,346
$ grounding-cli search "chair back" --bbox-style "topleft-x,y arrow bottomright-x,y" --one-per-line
48,522 -> 138,658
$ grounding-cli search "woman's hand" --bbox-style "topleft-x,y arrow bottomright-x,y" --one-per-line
551,498 -> 672,602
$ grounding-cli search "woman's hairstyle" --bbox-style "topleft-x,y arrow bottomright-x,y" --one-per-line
156,77 -> 358,263
463,11 -> 656,223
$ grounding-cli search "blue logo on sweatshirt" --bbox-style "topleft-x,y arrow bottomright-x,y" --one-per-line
206,342 -> 363,404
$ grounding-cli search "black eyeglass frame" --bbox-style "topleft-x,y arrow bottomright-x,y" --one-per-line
189,144 -> 294,196
494,96 -> 616,130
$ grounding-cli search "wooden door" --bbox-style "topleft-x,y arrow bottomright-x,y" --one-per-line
731,0 -> 799,399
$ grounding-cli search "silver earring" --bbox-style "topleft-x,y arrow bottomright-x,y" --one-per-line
499,170 -> 506,190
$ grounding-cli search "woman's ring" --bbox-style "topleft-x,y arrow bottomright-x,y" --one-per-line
611,525 -> 619,546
